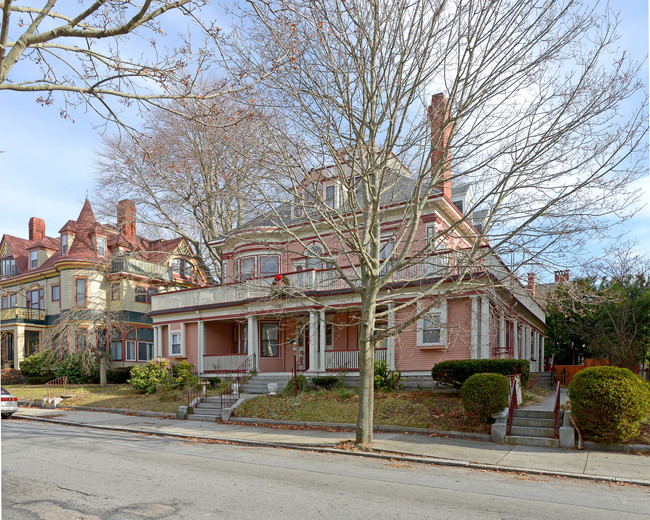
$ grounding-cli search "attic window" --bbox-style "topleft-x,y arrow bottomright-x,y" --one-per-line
62,234 -> 68,255
171,258 -> 194,278
1,257 -> 16,276
30,251 -> 38,269
96,236 -> 106,257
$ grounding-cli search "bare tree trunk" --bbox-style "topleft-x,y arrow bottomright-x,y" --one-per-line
100,356 -> 107,388
356,286 -> 379,445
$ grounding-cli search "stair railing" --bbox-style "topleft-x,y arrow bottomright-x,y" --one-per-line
186,379 -> 206,410
45,376 -> 68,398
219,376 -> 241,409
506,376 -> 518,436
552,381 -> 562,438
550,354 -> 556,386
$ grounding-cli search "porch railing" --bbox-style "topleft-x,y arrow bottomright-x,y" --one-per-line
203,354 -> 249,372
0,307 -> 45,321
45,376 -> 68,398
325,348 -> 387,371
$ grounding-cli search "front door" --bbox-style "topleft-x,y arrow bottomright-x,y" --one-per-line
297,325 -> 309,370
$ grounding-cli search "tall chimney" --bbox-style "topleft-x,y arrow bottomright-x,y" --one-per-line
555,270 -> 570,283
428,93 -> 452,200
29,217 -> 45,242
527,273 -> 536,297
117,200 -> 136,240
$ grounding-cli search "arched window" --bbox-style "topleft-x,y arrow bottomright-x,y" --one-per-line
305,244 -> 323,270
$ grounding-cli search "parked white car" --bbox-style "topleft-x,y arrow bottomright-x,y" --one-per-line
1,387 -> 18,418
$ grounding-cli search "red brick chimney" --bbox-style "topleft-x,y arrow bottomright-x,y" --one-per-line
428,93 -> 452,200
117,200 -> 136,240
527,273 -> 536,297
555,270 -> 570,283
29,217 -> 45,242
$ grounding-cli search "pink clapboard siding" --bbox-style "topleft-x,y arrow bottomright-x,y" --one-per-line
204,321 -> 234,356
184,323 -> 198,368
395,298 -> 472,372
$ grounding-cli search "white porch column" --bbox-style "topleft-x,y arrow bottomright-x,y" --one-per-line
513,321 -> 519,360
387,303 -> 396,369
153,325 -> 161,357
480,297 -> 490,359
308,311 -> 319,373
197,320 -> 205,374
248,315 -> 259,371
534,332 -> 540,372
470,296 -> 479,360
319,310 -> 326,372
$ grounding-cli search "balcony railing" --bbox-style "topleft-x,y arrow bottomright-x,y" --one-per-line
151,252 -> 496,313
325,348 -> 387,371
0,307 -> 45,321
111,257 -> 173,282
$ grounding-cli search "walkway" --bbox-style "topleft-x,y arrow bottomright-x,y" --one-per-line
9,405 -> 649,487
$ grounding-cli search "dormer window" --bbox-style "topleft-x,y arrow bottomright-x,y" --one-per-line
171,258 -> 194,278
1,257 -> 17,276
62,234 -> 68,255
325,185 -> 335,208
29,250 -> 38,269
96,236 -> 106,257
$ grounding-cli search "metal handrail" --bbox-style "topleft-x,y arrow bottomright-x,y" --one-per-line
186,380 -> 205,410
45,376 -> 68,398
506,377 -> 518,436
552,381 -> 562,438
550,354 -> 556,386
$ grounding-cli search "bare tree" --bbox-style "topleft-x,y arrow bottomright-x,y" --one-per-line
0,0 -> 268,124
228,0 -> 648,444
94,95 -> 291,281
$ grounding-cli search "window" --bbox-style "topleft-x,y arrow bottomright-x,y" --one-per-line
61,235 -> 68,255
1,257 -> 17,276
76,329 -> 87,351
75,279 -> 87,307
380,240 -> 394,261
96,236 -> 106,257
147,287 -> 157,302
135,286 -> 147,303
293,194 -> 303,218
326,185 -> 335,208
1,296 -> 6,309
260,323 -> 280,357
51,284 -> 60,302
138,342 -> 154,361
240,257 -> 255,280
305,245 -> 323,270
418,301 -> 447,347
170,331 -> 182,356
27,288 -> 44,310
30,251 -> 38,269
326,323 -> 333,347
260,255 -> 280,277
111,282 -> 120,301
126,340 -> 136,361
9,293 -> 16,307
172,258 -> 194,278
110,341 -> 123,361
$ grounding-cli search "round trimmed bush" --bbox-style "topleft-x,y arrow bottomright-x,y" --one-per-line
568,366 -> 650,443
460,373 -> 510,420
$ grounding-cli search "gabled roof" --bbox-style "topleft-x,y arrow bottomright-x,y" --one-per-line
0,235 -> 33,274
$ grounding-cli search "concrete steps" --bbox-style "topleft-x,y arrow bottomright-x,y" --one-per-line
529,371 -> 553,388
505,409 -> 559,448
241,374 -> 292,394
188,398 -> 223,422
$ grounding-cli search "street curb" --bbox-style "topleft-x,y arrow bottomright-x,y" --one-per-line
232,417 -> 491,441
13,415 -> 649,488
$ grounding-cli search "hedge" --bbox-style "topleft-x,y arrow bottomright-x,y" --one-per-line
568,366 -> 650,443
431,359 -> 530,388
460,373 -> 510,420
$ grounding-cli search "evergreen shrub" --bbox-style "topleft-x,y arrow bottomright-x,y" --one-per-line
312,376 -> 338,389
284,374 -> 309,394
19,350 -> 59,384
374,360 -> 403,391
460,373 -> 510,420
55,351 -> 99,384
129,358 -> 198,394
106,367 -> 133,384
568,366 -> 650,443
431,359 -> 530,388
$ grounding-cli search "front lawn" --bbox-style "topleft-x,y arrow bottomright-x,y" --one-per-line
232,389 -> 491,434
4,384 -> 191,414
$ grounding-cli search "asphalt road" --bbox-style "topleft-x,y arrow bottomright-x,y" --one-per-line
2,420 -> 649,519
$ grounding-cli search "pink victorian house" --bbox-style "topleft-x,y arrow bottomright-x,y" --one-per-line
149,99 -> 546,383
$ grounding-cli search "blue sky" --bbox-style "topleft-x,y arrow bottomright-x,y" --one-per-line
1,1 -> 648,273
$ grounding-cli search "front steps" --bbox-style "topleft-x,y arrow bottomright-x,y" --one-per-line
529,371 -> 553,388
188,397 -> 223,422
241,374 -> 292,394
504,409 -> 559,448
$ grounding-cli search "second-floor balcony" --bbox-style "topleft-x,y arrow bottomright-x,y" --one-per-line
152,252 -> 497,313
111,257 -> 173,282
0,307 -> 45,323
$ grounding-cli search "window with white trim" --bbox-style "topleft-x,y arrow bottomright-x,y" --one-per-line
61,234 -> 68,255
29,251 -> 38,269
417,300 -> 447,347
260,255 -> 280,277
96,236 -> 106,257
170,331 -> 182,356
0,257 -> 17,276
126,341 -> 136,361
325,185 -> 335,208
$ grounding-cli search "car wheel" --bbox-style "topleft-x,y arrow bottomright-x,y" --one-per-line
1,414 -> 10,419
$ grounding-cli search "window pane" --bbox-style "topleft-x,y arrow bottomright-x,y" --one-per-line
135,286 -> 147,303
126,340 -> 136,361
76,279 -> 86,306
423,314 -> 441,344
326,185 -> 335,208
260,323 -> 279,357
52,285 -> 60,301
138,342 -> 152,361
260,256 -> 279,277
110,341 -> 123,361
241,257 -> 255,280
171,332 -> 181,355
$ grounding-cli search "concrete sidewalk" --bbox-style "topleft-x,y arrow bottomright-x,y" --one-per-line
9,406 -> 649,487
